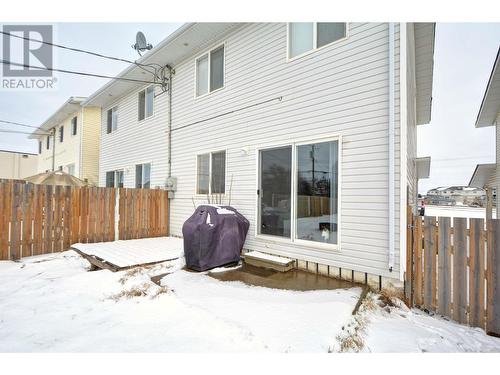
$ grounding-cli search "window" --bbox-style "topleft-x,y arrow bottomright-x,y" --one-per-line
138,86 -> 154,121
71,116 -> 77,135
106,107 -> 118,133
46,136 -> 50,150
288,23 -> 346,59
59,126 -> 64,143
196,151 -> 226,194
196,45 -> 224,96
67,163 -> 75,176
258,139 -> 339,246
38,141 -> 42,154
135,163 -> 151,188
106,170 -> 124,188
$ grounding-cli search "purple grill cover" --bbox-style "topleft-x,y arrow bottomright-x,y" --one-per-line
182,205 -> 250,271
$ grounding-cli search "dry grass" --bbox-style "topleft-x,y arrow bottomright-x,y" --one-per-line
107,282 -> 151,301
332,292 -> 378,353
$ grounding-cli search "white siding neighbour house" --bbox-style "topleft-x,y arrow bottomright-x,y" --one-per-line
85,23 -> 435,284
469,47 -> 500,217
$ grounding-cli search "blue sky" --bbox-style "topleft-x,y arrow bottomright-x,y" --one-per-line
0,22 -> 499,193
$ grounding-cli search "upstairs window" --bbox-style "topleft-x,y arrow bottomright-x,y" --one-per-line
288,23 -> 347,59
196,150 -> 226,194
46,135 -> 50,150
67,163 -> 75,176
196,45 -> 224,96
38,141 -> 42,154
106,107 -> 118,134
138,86 -> 154,121
59,126 -> 64,143
71,116 -> 77,135
135,163 -> 151,189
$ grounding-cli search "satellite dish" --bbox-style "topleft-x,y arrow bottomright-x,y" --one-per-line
132,31 -> 153,56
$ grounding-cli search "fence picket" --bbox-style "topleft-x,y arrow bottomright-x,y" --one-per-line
423,216 -> 437,310
438,216 -> 451,316
453,217 -> 468,324
414,216 -> 423,306
469,218 -> 485,328
487,219 -> 500,336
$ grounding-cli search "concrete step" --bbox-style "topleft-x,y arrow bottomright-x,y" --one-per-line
243,251 -> 295,272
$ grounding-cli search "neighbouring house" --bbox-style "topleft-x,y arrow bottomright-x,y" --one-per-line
469,47 -> 500,217
29,97 -> 101,185
85,23 -> 435,286
426,185 -> 485,206
0,149 -> 38,180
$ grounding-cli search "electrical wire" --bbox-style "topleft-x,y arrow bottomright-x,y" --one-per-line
0,119 -> 48,132
0,59 -> 157,85
172,96 -> 283,132
0,30 -> 161,69
0,129 -> 50,135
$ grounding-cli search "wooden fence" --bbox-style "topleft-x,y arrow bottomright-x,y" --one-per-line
406,212 -> 500,336
0,181 -> 169,261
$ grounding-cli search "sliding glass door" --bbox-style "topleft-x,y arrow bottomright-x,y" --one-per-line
296,140 -> 338,245
258,139 -> 339,247
259,146 -> 292,238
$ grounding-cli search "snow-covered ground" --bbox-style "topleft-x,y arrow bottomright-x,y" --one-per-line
1,251 -> 499,352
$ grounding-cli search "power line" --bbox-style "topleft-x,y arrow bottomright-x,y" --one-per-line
0,129 -> 50,135
172,96 -> 283,132
0,30 -> 160,70
0,59 -> 157,85
0,119 -> 48,132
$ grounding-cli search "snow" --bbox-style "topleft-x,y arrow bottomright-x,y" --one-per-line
364,303 -> 500,353
0,251 -> 359,352
1,251 -> 499,352
72,237 -> 184,268
244,251 -> 293,265
424,205 -> 496,219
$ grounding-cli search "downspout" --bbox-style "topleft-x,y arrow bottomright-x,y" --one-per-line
400,23 -> 408,280
167,65 -> 173,236
51,128 -> 56,171
388,22 -> 395,272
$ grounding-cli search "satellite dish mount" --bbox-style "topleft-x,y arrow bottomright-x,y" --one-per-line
132,31 -> 153,56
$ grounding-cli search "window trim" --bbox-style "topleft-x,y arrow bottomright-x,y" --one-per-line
255,134 -> 342,252
195,149 -> 227,195
71,116 -> 78,136
106,106 -> 118,134
135,162 -> 152,189
59,125 -> 64,143
286,22 -> 349,62
194,42 -> 226,99
138,85 -> 155,122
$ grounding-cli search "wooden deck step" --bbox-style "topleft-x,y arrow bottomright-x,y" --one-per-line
243,251 -> 295,272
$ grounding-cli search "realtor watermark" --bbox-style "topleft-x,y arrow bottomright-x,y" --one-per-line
1,24 -> 57,90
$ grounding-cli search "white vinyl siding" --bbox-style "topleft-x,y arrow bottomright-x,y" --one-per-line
168,23 -> 401,279
99,83 -> 168,189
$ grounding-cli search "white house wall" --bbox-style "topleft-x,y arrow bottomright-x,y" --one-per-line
98,85 -> 169,188
166,23 -> 402,279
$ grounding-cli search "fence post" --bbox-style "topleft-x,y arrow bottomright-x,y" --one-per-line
115,188 -> 120,241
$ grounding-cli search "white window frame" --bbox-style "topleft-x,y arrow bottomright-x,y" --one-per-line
286,23 -> 349,62
255,135 -> 342,252
135,162 -> 152,188
66,163 -> 75,176
71,116 -> 78,136
194,43 -> 226,98
195,150 -> 227,195
106,106 -> 118,134
138,86 -> 155,122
